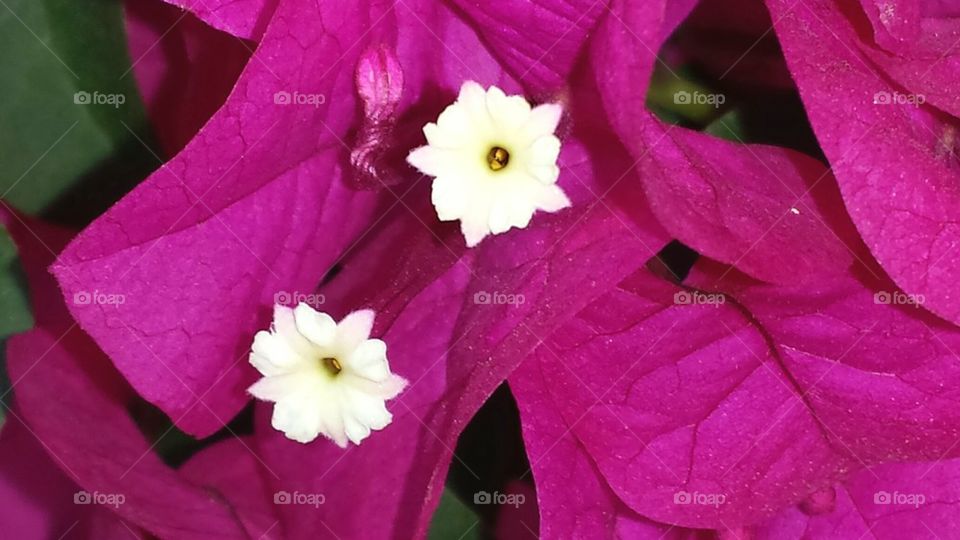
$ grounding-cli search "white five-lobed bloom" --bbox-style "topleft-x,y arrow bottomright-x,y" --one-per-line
248,303 -> 407,447
407,81 -> 571,247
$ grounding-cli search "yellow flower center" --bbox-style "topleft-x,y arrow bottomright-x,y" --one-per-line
321,357 -> 343,376
486,146 -> 510,171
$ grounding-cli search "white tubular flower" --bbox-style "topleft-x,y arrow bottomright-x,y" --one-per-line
407,81 -> 570,247
248,303 -> 407,447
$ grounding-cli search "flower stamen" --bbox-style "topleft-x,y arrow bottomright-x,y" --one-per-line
487,146 -> 510,171
322,356 -> 343,376
407,81 -> 571,247
247,304 -> 408,446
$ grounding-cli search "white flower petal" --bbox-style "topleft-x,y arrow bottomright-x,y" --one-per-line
345,338 -> 390,381
316,395 -> 348,448
486,86 -> 531,132
525,103 -> 563,138
431,176 -> 472,221
272,396 -> 324,444
335,309 -> 375,354
344,416 -> 373,446
380,374 -> 408,400
536,183 -> 572,212
272,305 -> 314,357
343,372 -> 408,400
461,216 -> 491,247
488,201 -> 513,235
250,331 -> 301,376
248,372 -> 311,402
458,80 -> 486,101
527,164 -> 560,184
294,303 -> 337,348
528,135 -> 561,165
407,82 -> 568,246
247,305 -> 406,447
344,387 -> 393,430
506,198 -> 536,229
429,105 -> 473,148
407,145 -> 442,176
457,81 -> 495,137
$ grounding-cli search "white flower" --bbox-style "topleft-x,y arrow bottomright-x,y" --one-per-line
247,303 -> 407,447
407,81 -> 571,247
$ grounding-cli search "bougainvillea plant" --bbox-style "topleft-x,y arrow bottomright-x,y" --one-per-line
3,0 -> 960,538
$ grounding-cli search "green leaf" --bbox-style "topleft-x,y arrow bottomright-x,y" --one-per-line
0,0 -> 158,224
0,225 -> 32,339
646,65 -> 727,127
704,109 -> 747,142
0,224 -> 33,426
428,488 -> 481,540
0,344 -> 11,425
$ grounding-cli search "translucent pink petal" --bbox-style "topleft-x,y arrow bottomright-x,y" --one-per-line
636,113 -> 858,284
511,356 -> 702,539
53,0 -> 385,436
124,0 -> 252,155
758,459 -> 960,538
5,216 -> 250,538
767,0 -> 960,325
159,0 -> 274,41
